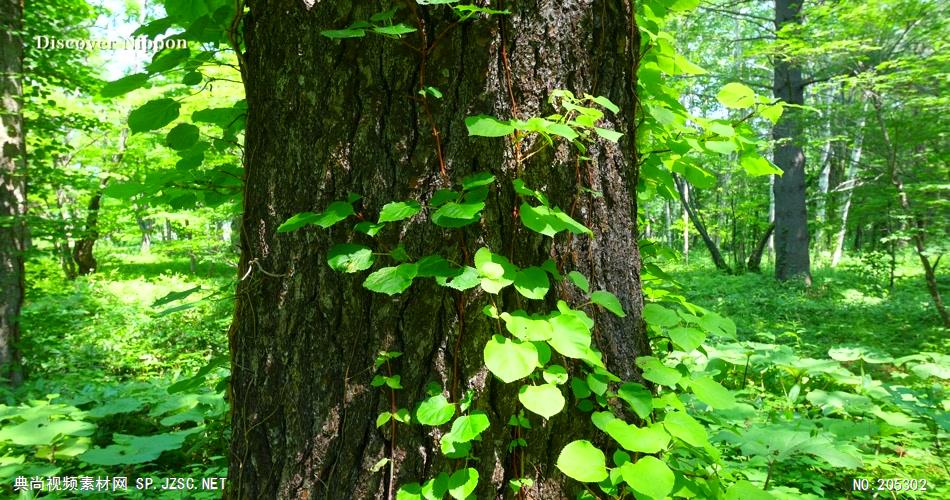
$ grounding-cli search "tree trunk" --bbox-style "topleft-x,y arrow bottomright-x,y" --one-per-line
136,215 -> 153,254
72,129 -> 128,275
872,100 -> 949,327
72,191 -> 102,275
830,107 -> 867,267
229,2 -> 649,498
814,89 -> 836,253
0,0 -> 25,385
674,174 -> 730,272
682,180 -> 690,264
747,223 -> 776,273
664,200 -> 673,248
772,0 -> 811,284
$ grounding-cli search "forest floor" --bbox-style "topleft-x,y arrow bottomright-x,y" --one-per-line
1,248 -> 946,497
674,255 -> 948,359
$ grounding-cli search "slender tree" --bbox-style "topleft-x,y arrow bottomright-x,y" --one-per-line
872,99 -> 949,327
228,1 -> 649,497
0,0 -> 25,385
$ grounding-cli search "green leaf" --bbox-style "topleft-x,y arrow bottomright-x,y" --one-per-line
146,48 -> 190,73
617,383 -> 653,419
499,311 -> 552,341
716,82 -> 756,109
663,411 -> 708,447
592,95 -> 620,113
165,123 -> 200,151
438,266 -> 480,291
372,24 -> 417,36
461,172 -> 496,190
725,480 -> 775,500
620,456 -> 674,500
705,139 -> 737,155
689,376 -> 736,409
512,179 -> 549,205
369,7 -> 398,22
422,473 -> 450,499
513,267 -> 550,300
547,312 -> 593,359
668,327 -> 705,352
542,365 -> 568,385
484,335 -> 539,383
465,115 -> 515,137
670,0 -> 700,11
518,384 -> 565,419
415,255 -> 459,278
0,418 -> 95,446
87,398 -> 145,418
696,311 -> 736,337
444,413 -> 490,444
448,468 -> 478,500
181,71 -> 202,85
278,202 -> 354,232
637,357 -> 681,386
759,103 -> 784,124
556,440 -> 608,483
363,263 -> 418,295
416,395 -> 456,426
396,483 -> 423,500
590,290 -> 626,317
327,243 -> 375,273
431,201 -> 485,227
355,222 -> 385,236
80,430 -> 199,465
101,73 -> 149,97
474,247 -> 516,293
594,127 -> 623,142
419,86 -> 443,99
129,98 -> 181,133
520,203 -> 592,237
547,123 -> 578,141
567,271 -> 589,293
606,419 -> 670,453
430,189 -> 459,206
378,200 -> 422,223
321,28 -> 366,38
740,154 -> 782,176
643,303 -> 679,327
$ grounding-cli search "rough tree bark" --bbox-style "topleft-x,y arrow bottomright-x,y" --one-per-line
0,0 -> 25,385
228,1 -> 649,498
772,0 -> 811,283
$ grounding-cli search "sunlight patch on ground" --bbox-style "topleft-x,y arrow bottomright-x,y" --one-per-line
840,288 -> 884,306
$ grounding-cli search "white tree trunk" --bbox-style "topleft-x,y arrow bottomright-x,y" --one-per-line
830,104 -> 868,266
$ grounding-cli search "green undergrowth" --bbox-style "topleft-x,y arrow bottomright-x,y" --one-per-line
0,249 -> 232,498
672,254 -> 947,358
1,246 -> 947,498
663,253 -> 948,498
